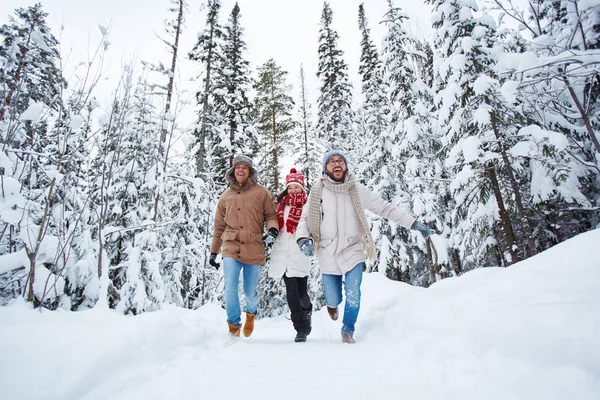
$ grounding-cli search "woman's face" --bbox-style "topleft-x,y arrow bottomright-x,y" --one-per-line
287,183 -> 303,194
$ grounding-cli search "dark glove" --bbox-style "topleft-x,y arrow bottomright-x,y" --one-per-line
297,237 -> 314,257
209,253 -> 220,269
411,221 -> 431,239
263,227 -> 279,247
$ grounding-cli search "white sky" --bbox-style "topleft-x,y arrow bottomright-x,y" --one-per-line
1,229 -> 599,399
0,0 -> 432,119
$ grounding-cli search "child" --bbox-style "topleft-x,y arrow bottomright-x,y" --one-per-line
268,168 -> 313,342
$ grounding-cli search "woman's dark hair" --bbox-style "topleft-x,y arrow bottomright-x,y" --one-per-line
276,188 -> 288,203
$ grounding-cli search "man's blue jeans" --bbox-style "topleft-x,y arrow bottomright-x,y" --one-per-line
223,257 -> 261,326
321,262 -> 364,334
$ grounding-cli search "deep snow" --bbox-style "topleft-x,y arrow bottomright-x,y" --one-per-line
1,229 -> 599,400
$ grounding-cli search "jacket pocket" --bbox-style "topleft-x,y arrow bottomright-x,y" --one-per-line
221,230 -> 238,241
319,238 -> 335,248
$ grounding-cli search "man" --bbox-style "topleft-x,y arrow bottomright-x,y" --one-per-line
296,150 -> 431,344
209,155 -> 279,337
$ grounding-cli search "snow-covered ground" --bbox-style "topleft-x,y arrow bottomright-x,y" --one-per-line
1,229 -> 599,400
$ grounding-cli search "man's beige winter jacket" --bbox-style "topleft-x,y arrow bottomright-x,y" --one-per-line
211,176 -> 278,266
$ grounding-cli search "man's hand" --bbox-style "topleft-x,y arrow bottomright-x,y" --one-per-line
263,227 -> 279,247
411,221 -> 432,239
209,253 -> 220,269
297,237 -> 314,257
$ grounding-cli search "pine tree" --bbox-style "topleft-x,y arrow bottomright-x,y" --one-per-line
491,0 -> 600,247
0,3 -> 69,306
316,1 -> 354,150
0,3 -> 64,121
207,2 -> 256,189
188,0 -> 225,177
253,59 -> 296,192
429,0 -> 527,267
292,64 -> 323,190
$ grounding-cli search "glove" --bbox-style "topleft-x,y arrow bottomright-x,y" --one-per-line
263,227 -> 279,247
297,237 -> 314,257
411,221 -> 431,239
209,253 -> 220,269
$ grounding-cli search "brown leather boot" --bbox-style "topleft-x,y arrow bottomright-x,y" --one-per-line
242,313 -> 256,337
228,323 -> 241,337
342,332 -> 355,344
327,306 -> 339,321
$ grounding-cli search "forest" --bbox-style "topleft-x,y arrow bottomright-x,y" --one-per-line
0,0 -> 598,316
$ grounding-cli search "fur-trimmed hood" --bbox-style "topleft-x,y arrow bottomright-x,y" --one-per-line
225,155 -> 258,186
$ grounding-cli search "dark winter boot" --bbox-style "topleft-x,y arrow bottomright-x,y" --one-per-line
327,306 -> 339,321
294,330 -> 308,342
303,304 -> 313,336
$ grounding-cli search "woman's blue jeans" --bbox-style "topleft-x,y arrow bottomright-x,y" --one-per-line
321,262 -> 364,334
223,257 -> 261,326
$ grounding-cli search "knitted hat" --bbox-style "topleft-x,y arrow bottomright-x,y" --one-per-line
285,168 -> 305,190
322,150 -> 347,173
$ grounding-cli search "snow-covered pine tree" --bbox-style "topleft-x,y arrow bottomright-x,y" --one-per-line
355,2 -> 397,276
210,3 -> 256,188
188,0 -> 225,178
429,0 -> 532,268
291,64 -> 323,190
107,70 -> 165,314
0,3 -> 70,307
491,0 -> 600,247
316,1 -> 355,150
252,59 -> 296,193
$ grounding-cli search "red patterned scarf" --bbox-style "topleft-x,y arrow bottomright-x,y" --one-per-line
277,192 -> 308,234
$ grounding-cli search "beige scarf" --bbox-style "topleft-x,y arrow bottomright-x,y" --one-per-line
307,173 -> 376,260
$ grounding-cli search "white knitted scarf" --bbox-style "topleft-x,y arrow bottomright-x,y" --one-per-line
307,173 -> 376,261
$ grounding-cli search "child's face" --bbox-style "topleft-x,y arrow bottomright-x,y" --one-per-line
287,184 -> 303,194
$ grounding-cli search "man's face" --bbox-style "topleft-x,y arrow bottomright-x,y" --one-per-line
325,156 -> 347,182
234,165 -> 250,184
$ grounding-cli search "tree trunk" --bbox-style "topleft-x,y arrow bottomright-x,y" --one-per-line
271,83 -> 279,190
490,111 -> 536,258
154,0 -> 185,220
485,164 -> 519,265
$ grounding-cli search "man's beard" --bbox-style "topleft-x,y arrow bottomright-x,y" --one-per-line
326,169 -> 347,182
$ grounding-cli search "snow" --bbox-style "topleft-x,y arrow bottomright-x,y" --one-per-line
579,0 -> 600,9
462,136 -> 483,163
0,176 -> 24,224
19,101 -> 45,122
2,230 -> 598,399
70,115 -> 85,131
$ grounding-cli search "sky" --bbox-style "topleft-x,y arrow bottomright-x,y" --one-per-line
1,228 -> 599,400
0,0 -> 433,126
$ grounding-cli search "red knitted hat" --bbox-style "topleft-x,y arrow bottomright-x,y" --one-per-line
285,168 -> 305,190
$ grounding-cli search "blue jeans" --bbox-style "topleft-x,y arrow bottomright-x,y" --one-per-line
321,262 -> 364,334
223,257 -> 261,326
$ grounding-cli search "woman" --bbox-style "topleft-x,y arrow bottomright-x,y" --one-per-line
268,168 -> 313,342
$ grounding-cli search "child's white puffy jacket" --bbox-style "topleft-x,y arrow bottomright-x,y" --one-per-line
268,205 -> 312,279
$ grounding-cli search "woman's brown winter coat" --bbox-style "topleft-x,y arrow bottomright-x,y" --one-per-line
210,173 -> 278,266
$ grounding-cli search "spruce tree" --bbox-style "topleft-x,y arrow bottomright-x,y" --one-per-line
188,0 -> 225,177
253,59 -> 296,193
316,1 -> 354,150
